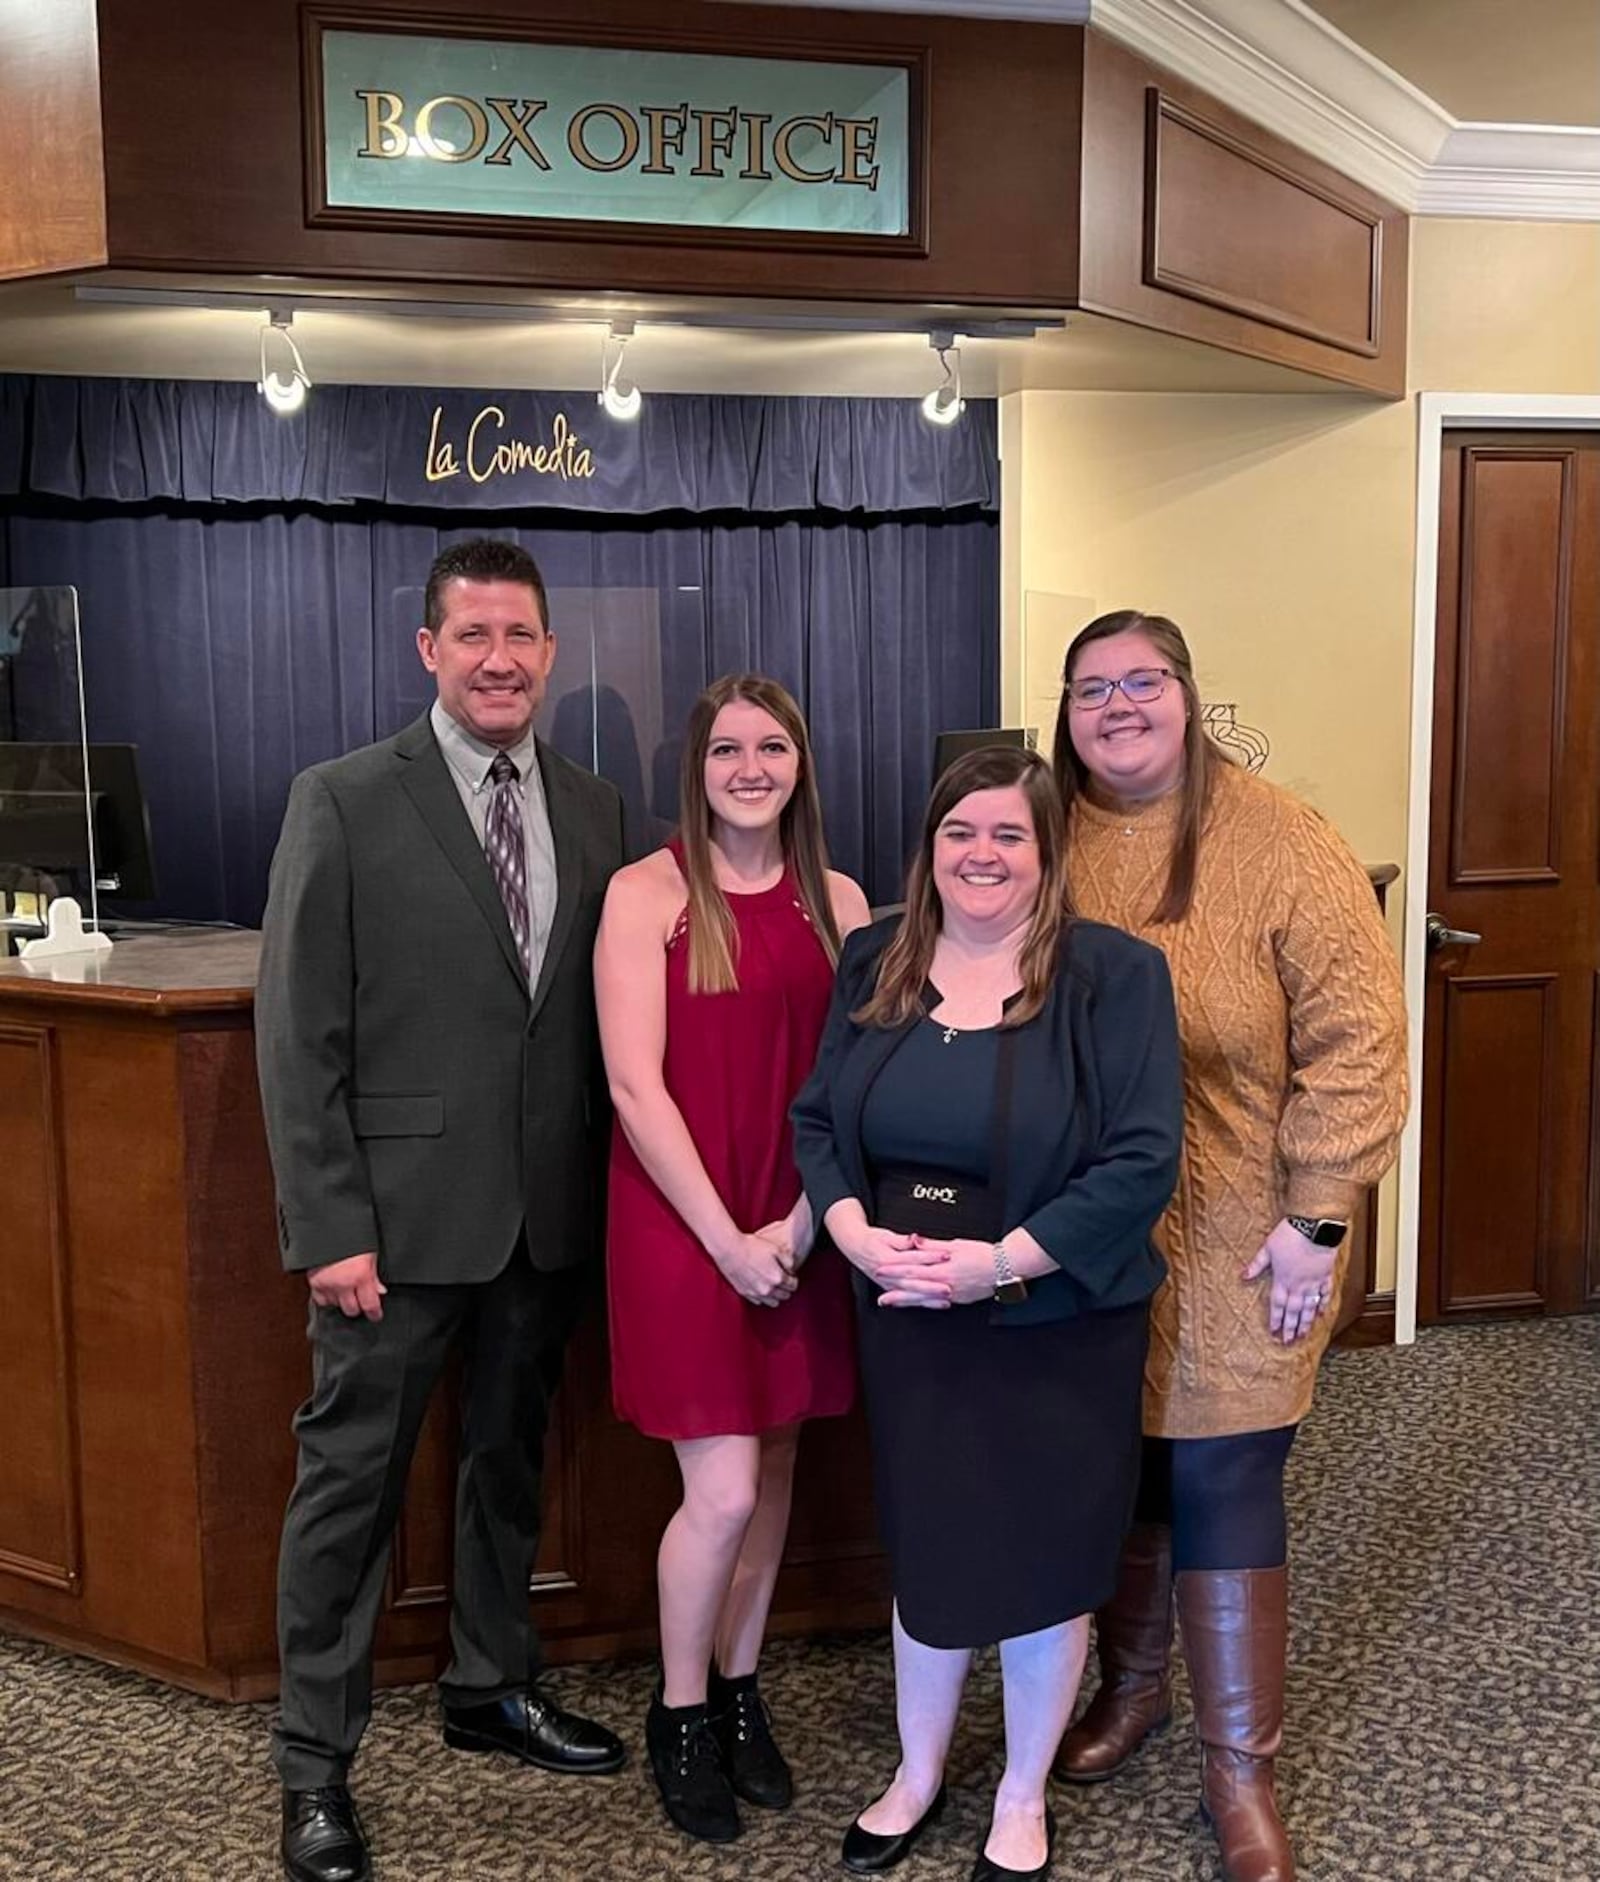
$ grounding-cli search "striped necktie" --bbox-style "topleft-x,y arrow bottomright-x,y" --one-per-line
485,753 -> 532,979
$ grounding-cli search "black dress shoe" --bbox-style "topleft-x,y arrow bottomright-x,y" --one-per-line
646,1691 -> 742,1843
442,1686 -> 626,1774
970,1807 -> 1055,1881
710,1668 -> 793,1809
281,1785 -> 369,1882
841,1782 -> 947,1873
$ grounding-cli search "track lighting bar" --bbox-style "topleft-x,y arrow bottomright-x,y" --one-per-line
72,284 -> 1062,342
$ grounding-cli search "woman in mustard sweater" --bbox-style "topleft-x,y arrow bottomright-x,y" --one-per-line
1050,611 -> 1407,1882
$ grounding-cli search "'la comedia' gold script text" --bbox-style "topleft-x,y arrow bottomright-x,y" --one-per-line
425,405 -> 596,485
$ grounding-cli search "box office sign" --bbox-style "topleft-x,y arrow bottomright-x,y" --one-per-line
318,29 -> 914,239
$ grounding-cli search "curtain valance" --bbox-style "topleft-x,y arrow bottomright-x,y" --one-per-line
0,376 -> 998,515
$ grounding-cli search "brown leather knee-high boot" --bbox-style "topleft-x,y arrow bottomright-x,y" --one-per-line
1054,1523 -> 1174,1783
1176,1566 -> 1295,1882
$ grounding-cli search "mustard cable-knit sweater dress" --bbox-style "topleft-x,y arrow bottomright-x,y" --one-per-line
1065,759 -> 1408,1440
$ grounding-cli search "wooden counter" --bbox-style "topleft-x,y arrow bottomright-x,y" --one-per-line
0,931 -> 886,1699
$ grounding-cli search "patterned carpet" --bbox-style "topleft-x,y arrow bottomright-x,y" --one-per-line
3,1318 -> 1598,1882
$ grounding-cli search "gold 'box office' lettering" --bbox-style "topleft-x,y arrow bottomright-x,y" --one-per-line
356,91 -> 883,190
319,30 -> 913,238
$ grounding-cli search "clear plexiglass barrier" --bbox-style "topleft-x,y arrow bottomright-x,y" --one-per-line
0,585 -> 110,946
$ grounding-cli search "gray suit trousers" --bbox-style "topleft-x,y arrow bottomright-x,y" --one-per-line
272,1251 -> 585,1788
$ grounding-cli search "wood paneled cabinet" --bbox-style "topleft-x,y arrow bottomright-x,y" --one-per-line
0,932 -> 886,1701
1078,32 -> 1406,396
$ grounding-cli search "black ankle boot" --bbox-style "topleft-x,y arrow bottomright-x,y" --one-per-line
710,1667 -> 793,1809
645,1691 -> 741,1843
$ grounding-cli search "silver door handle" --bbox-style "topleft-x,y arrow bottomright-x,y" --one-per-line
1426,913 -> 1482,952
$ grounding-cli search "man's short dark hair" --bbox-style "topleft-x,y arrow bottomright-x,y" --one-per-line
423,538 -> 550,634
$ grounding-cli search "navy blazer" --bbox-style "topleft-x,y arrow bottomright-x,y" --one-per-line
790,916 -> 1183,1325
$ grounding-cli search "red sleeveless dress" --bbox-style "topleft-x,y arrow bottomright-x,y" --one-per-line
606,846 -> 856,1440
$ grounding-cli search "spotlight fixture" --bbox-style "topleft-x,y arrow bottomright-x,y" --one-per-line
598,320 -> 642,421
920,329 -> 965,427
257,311 -> 311,417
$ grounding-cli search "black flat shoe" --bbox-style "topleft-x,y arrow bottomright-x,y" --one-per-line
710,1668 -> 794,1810
442,1686 -> 626,1774
841,1782 -> 947,1873
646,1691 -> 742,1843
281,1785 -> 369,1882
970,1807 -> 1055,1881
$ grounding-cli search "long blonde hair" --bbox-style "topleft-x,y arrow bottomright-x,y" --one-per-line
678,675 -> 841,994
855,745 -> 1073,1030
1052,610 -> 1231,923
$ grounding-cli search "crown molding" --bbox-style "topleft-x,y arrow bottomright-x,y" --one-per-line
1419,124 -> 1600,220
1087,0 -> 1600,220
743,0 -> 1600,221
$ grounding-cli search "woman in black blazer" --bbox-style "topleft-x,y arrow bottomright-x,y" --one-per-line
790,746 -> 1182,1882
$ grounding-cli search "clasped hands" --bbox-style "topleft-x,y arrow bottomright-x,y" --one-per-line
713,1198 -> 816,1309
836,1222 -> 997,1309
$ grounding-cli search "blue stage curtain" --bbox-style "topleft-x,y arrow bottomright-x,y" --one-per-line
0,503 -> 998,923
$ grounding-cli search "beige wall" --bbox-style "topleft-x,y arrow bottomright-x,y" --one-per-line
1002,219 -> 1600,1292
1410,219 -> 1600,392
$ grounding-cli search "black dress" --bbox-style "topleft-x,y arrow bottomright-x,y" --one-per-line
857,1017 -> 1149,1650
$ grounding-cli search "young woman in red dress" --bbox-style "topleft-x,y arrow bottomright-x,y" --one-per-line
595,674 -> 871,1845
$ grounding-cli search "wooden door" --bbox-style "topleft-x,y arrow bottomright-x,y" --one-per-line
1420,433 -> 1600,1322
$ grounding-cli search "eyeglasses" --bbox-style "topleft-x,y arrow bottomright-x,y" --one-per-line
1065,666 -> 1175,711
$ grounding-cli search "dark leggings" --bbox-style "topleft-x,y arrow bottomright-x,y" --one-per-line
1133,1426 -> 1299,1571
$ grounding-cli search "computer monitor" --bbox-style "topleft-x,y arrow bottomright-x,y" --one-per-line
932,726 -> 1037,786
0,742 -> 158,902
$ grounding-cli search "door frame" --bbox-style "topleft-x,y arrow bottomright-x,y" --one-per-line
1399,393 -> 1600,1342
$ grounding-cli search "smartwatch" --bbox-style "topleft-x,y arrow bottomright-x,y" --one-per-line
992,1243 -> 1028,1305
1286,1214 -> 1347,1249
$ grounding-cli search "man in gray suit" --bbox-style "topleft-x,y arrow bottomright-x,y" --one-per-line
257,538 -> 627,1882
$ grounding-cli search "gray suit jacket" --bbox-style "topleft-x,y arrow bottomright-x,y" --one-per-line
256,712 -> 625,1285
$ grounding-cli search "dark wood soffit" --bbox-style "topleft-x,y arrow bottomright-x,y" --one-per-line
90,0 -> 1084,307
1077,30 -> 1407,399
0,0 -> 108,280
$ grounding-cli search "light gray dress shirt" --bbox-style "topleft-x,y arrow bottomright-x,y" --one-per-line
430,699 -> 558,985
